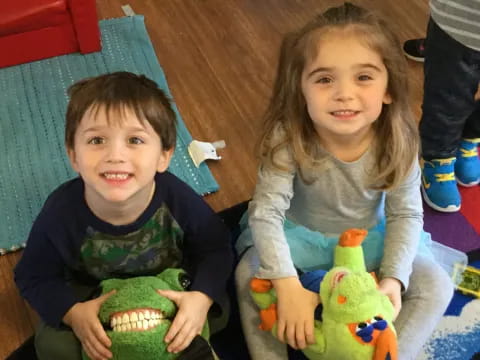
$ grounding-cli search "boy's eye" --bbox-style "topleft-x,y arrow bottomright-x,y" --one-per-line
88,137 -> 105,145
128,137 -> 144,145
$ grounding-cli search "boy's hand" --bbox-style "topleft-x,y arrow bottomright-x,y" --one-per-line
378,277 -> 402,320
271,277 -> 319,350
157,289 -> 213,354
63,290 -> 116,360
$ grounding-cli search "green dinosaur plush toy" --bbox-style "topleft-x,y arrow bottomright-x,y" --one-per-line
82,268 -> 211,360
250,228 -> 398,360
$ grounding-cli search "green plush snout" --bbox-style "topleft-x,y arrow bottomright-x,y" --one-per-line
83,268 -> 191,360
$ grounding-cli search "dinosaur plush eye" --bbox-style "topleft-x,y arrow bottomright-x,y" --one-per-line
373,316 -> 383,322
356,322 -> 368,331
179,273 -> 191,290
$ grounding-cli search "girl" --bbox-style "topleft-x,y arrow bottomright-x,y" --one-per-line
235,3 -> 453,360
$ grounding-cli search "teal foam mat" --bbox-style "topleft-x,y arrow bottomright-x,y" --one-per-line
0,16 -> 218,254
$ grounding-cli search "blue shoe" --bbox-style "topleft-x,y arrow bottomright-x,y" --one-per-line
455,138 -> 480,187
421,158 -> 461,212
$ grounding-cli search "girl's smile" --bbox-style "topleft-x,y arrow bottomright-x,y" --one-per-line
329,110 -> 361,120
301,30 -> 392,153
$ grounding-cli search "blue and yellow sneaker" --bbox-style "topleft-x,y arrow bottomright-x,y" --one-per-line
421,158 -> 461,212
455,138 -> 480,187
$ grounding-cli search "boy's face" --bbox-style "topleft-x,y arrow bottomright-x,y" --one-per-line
301,30 -> 392,145
67,105 -> 173,209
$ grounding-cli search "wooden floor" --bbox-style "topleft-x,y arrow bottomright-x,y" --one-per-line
0,0 -> 429,358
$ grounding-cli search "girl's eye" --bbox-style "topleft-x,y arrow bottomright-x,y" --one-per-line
129,137 -> 144,145
316,77 -> 332,84
88,137 -> 104,145
358,74 -> 373,81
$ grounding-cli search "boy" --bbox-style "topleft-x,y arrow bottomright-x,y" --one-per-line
14,72 -> 233,360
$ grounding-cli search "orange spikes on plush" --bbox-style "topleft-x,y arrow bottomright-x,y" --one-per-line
338,228 -> 368,247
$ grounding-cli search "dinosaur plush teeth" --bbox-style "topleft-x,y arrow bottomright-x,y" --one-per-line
112,318 -> 166,332
109,308 -> 166,331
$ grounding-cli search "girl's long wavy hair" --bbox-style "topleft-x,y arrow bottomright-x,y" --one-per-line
259,2 -> 418,190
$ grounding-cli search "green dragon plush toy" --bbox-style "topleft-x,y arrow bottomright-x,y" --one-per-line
82,268 -> 212,360
250,228 -> 398,360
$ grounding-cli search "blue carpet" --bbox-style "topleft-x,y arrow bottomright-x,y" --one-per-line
418,258 -> 480,360
0,16 -> 218,254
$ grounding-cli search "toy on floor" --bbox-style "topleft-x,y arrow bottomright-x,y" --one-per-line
82,268 -> 213,360
453,263 -> 480,298
250,228 -> 398,360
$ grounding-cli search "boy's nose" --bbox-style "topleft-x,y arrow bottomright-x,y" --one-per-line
105,142 -> 126,163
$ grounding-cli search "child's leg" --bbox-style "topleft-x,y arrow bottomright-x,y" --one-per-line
35,320 -> 82,360
235,246 -> 288,360
394,255 -> 454,360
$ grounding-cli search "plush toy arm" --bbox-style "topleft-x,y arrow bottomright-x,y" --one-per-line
250,278 -> 278,331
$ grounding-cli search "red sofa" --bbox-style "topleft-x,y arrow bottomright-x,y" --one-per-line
0,0 -> 101,69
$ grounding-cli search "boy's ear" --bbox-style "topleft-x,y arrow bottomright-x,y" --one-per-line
66,147 -> 79,172
157,147 -> 174,173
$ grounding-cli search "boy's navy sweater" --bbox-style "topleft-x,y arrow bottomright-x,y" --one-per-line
14,172 -> 233,328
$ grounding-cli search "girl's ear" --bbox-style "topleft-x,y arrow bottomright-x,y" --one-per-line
67,147 -> 79,172
157,147 -> 174,173
383,92 -> 393,104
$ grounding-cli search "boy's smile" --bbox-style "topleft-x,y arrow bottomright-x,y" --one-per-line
67,105 -> 173,224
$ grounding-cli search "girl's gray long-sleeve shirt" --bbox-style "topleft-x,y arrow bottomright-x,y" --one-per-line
248,144 -> 423,290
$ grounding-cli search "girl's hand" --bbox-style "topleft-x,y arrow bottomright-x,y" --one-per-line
63,290 -> 116,360
378,277 -> 402,320
157,289 -> 213,354
271,277 -> 319,350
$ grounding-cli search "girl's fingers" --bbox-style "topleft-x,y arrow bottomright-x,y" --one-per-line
276,319 -> 286,343
295,323 -> 307,349
286,323 -> 298,349
305,318 -> 315,345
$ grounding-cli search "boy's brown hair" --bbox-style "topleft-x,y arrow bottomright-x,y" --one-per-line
65,71 -> 177,151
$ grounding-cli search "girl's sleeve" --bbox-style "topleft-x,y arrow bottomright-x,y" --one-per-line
248,145 -> 297,279
380,160 -> 423,290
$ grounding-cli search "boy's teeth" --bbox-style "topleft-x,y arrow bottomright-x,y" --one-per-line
104,173 -> 129,180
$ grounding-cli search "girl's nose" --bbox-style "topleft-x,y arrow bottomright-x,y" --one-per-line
334,80 -> 354,102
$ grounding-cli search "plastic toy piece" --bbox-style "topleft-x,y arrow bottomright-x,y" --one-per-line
188,140 -> 226,168
452,263 -> 480,298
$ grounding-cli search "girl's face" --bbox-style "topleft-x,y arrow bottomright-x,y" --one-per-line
301,30 -> 392,145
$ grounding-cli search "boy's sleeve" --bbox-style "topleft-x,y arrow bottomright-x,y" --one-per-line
184,208 -> 234,311
14,224 -> 79,328
166,176 -> 234,313
380,160 -> 424,290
